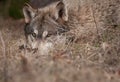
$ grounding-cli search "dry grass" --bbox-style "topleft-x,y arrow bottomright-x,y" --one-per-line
0,0 -> 120,81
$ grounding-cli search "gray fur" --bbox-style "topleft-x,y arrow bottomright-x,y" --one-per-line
23,0 -> 69,49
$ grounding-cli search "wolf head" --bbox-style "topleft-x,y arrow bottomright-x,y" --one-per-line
23,1 -> 69,49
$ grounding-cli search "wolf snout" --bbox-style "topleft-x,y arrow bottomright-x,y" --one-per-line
19,43 -> 39,53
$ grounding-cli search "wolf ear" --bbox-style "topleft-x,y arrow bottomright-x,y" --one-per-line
23,3 -> 37,23
54,1 -> 68,21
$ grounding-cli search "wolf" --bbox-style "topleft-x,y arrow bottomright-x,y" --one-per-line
22,0 -> 69,50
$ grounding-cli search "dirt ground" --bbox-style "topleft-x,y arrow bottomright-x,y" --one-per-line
0,13 -> 120,82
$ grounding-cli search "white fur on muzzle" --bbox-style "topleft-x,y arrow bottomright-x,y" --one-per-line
38,41 -> 53,55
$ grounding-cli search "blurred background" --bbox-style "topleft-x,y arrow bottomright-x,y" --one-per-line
0,0 -> 29,19
0,0 -> 61,19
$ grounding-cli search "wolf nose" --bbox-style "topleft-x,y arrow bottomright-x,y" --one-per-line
32,48 -> 38,53
24,47 -> 38,53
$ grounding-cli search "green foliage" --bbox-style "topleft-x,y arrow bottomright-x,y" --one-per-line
9,6 -> 23,19
0,0 -> 29,19
8,0 -> 29,19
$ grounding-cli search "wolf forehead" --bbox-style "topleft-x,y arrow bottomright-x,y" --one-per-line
23,0 -> 69,37
25,13 -> 61,33
23,0 -> 68,22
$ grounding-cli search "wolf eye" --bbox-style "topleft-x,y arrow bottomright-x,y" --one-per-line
32,33 -> 36,37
